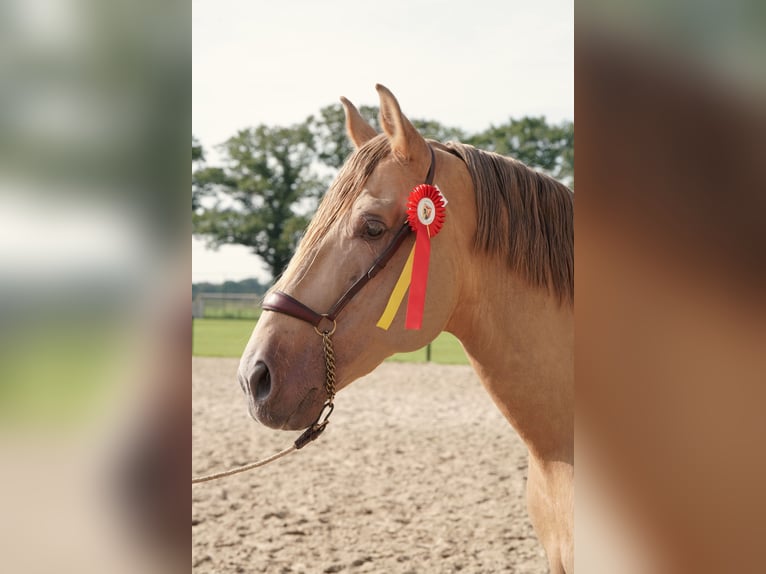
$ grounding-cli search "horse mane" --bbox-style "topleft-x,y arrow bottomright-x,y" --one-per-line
443,141 -> 574,305
278,135 -> 574,307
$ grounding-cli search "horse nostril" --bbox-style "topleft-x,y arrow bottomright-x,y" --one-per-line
249,361 -> 271,401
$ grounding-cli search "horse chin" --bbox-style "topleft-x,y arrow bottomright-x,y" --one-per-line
248,387 -> 321,431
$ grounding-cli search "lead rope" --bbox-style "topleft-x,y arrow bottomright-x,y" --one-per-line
192,325 -> 337,484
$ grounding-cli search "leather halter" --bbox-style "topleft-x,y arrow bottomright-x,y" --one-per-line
262,145 -> 436,329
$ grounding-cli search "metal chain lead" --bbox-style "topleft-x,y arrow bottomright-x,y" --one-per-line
321,331 -> 337,402
292,327 -> 337,450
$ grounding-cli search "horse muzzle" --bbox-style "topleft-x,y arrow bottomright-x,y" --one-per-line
238,357 -> 323,431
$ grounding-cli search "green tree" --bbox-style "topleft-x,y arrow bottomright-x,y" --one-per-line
192,124 -> 325,279
192,136 -> 217,211
192,136 -> 203,162
467,117 -> 574,186
411,118 -> 467,144
308,103 -> 380,169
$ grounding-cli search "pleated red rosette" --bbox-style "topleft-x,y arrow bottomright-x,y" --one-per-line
404,184 -> 446,329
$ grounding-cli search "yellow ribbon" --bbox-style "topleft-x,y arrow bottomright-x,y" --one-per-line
376,244 -> 416,330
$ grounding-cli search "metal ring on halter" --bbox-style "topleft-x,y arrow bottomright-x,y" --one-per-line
313,315 -> 337,336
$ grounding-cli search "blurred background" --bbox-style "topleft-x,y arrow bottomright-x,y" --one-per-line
576,1 -> 766,572
2,0 -> 765,571
0,0 -> 187,572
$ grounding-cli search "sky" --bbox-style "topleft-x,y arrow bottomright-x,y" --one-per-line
192,0 -> 573,283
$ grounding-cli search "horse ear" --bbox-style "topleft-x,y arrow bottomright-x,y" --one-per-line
340,97 -> 377,149
376,84 -> 429,164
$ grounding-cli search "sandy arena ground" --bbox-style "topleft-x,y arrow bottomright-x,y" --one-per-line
192,357 -> 547,573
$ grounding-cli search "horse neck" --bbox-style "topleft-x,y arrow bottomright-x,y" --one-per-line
446,257 -> 574,463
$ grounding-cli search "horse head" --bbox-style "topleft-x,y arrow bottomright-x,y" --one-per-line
238,85 -> 476,430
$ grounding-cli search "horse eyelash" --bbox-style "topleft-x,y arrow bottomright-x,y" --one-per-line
360,218 -> 386,239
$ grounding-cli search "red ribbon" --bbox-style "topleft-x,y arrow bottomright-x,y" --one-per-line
405,184 -> 446,329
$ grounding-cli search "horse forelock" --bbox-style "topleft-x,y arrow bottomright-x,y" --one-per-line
444,142 -> 574,306
275,135 -> 392,289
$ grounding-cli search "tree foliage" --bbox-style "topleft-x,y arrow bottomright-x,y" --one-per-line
193,106 -> 573,282
465,117 -> 574,185
308,103 -> 380,170
411,118 -> 468,145
192,136 -> 204,162
192,124 -> 325,278
191,136 -> 208,211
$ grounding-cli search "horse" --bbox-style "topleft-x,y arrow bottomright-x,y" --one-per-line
238,85 -> 573,573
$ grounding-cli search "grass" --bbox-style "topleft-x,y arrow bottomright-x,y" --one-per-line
385,330 -> 468,364
192,318 -> 468,364
192,318 -> 257,357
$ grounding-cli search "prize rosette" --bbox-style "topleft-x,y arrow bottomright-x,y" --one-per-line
407,184 -> 446,238
376,184 -> 447,331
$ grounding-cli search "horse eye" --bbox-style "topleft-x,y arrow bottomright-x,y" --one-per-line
363,220 -> 386,239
